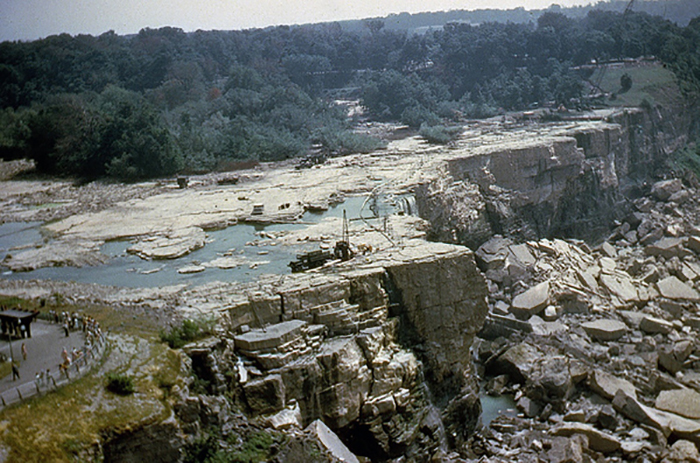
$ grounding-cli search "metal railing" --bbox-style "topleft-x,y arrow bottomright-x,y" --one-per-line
0,332 -> 106,409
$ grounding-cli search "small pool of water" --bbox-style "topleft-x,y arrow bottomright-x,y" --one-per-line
480,394 -> 517,426
0,194 -> 413,288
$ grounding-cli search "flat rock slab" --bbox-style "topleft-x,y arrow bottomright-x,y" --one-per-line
640,315 -> 674,334
644,237 -> 688,259
582,319 -> 628,342
306,419 -> 360,463
127,226 -> 206,260
234,319 -> 307,352
178,265 -> 206,274
511,281 -> 550,319
552,422 -> 621,453
599,273 -> 638,303
656,389 -> 700,420
588,369 -> 638,400
657,276 -> 700,301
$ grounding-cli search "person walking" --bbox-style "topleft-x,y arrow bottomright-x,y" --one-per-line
21,342 -> 27,361
11,362 -> 20,381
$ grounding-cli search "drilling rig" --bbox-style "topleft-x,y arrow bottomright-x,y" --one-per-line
334,209 -> 354,262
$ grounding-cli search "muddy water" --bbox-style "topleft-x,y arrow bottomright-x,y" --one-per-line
1,195 -> 410,288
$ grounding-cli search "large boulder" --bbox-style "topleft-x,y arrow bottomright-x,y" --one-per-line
511,281 -> 550,319
588,369 -> 638,400
527,355 -> 574,401
651,179 -> 683,201
662,440 -> 700,463
244,374 -> 286,415
493,342 -> 543,383
551,422 -> 621,453
656,389 -> 700,420
657,276 -> 700,301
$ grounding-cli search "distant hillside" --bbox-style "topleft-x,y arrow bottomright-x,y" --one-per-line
1,6 -> 699,181
335,0 -> 700,32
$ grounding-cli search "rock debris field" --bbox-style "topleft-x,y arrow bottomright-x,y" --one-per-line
2,108 -> 700,461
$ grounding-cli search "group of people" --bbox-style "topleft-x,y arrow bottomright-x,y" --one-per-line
47,310 -> 102,341
7,311 -> 105,388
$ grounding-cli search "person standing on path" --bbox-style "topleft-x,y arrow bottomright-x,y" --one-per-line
21,343 -> 27,361
11,363 -> 19,381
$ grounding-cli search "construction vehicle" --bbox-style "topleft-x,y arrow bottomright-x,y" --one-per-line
288,209 -> 354,273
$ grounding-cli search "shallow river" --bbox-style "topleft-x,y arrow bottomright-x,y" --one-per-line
1,195 -> 413,288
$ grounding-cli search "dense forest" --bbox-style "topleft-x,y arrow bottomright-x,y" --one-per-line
0,2 -> 699,180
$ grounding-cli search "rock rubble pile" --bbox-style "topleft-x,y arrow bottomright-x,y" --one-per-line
471,177 -> 700,462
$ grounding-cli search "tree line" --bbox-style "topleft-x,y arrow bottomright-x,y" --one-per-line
0,6 -> 699,180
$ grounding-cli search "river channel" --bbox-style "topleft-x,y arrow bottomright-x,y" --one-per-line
0,195 -> 415,288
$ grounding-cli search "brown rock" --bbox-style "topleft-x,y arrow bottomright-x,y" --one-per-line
588,369 -> 638,400
662,439 -> 700,463
582,319 -> 628,342
657,276 -> 700,301
640,316 -> 674,335
656,389 -> 700,420
511,281 -> 550,319
551,422 -> 621,453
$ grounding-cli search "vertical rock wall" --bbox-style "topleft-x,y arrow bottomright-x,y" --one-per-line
385,250 -> 488,396
417,107 -> 692,249
220,243 -> 489,458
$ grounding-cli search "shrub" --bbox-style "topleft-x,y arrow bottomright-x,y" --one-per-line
106,372 -> 135,395
419,124 -> 463,145
160,318 -> 215,349
620,73 -> 633,92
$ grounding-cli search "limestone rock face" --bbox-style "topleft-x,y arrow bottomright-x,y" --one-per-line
222,243 -> 488,458
385,247 -> 488,390
103,414 -> 183,463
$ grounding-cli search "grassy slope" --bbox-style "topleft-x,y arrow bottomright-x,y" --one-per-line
589,62 -> 684,108
0,298 -> 186,462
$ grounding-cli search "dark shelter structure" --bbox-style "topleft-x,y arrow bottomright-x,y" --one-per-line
0,309 -> 39,339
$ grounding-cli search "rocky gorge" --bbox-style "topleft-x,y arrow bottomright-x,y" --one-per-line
1,89 -> 700,462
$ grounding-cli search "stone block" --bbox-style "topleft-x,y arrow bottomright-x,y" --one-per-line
234,319 -> 307,352
645,237 -> 689,259
551,422 -> 621,453
688,236 -> 700,254
582,319 -> 628,342
511,281 -> 550,319
657,276 -> 700,301
640,316 -> 674,335
306,420 -> 360,463
656,389 -> 700,420
588,369 -> 637,400
651,179 -> 683,201
244,374 -> 285,414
